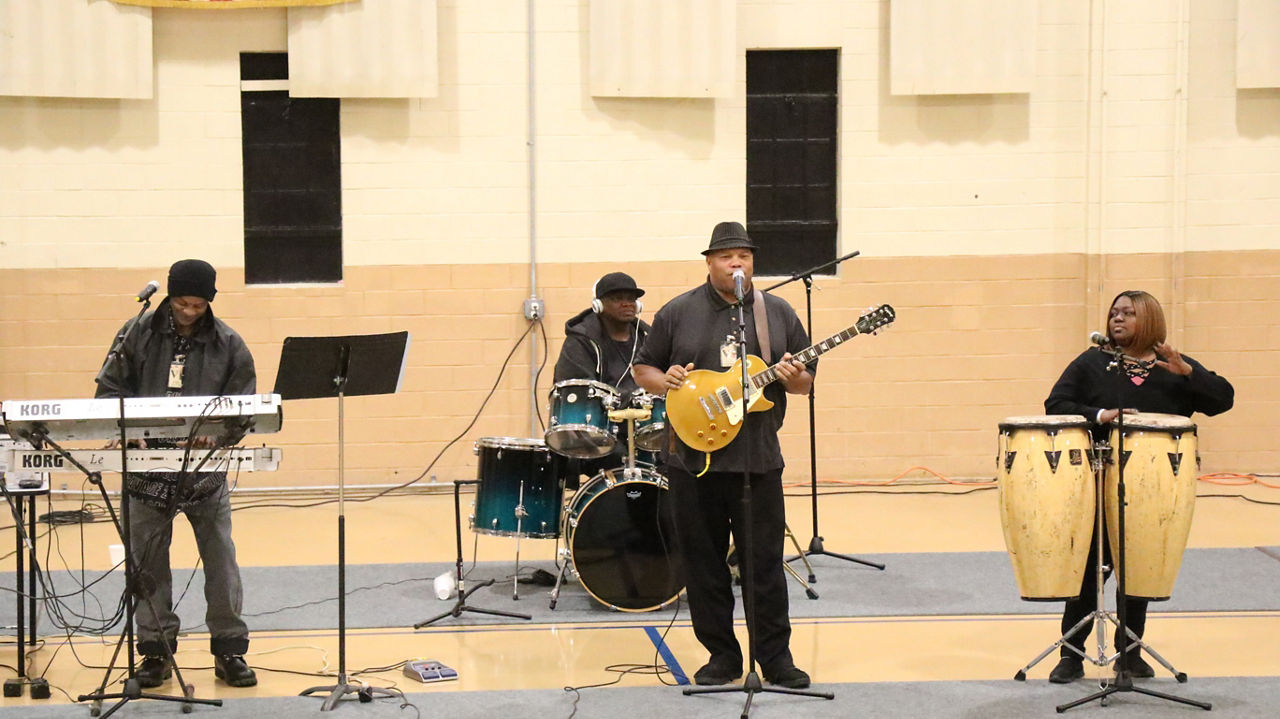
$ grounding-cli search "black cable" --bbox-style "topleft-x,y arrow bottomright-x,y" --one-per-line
226,320 -> 542,513
1198,493 -> 1280,506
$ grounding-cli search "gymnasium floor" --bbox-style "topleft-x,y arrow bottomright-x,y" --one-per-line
2,475 -> 1278,716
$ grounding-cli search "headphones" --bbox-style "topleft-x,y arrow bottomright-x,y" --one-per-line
591,278 -> 643,315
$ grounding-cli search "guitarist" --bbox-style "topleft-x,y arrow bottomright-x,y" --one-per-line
633,221 -> 815,690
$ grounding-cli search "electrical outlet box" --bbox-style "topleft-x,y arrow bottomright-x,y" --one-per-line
523,297 -> 545,320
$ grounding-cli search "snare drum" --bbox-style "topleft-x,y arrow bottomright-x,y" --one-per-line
631,393 -> 667,452
546,380 -> 619,459
562,467 -> 682,611
997,415 -> 1095,601
1105,413 -> 1197,601
472,437 -> 564,538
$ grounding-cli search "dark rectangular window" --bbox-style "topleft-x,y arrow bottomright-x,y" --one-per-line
746,50 -> 838,276
240,52 -> 342,284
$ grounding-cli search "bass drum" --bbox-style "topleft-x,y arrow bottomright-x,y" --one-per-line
562,467 -> 682,612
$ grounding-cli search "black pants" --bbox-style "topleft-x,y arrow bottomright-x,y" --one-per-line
1060,520 -> 1149,658
665,465 -> 792,672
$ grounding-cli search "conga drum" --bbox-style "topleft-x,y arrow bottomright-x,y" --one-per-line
1105,412 -> 1197,601
998,415 -> 1095,601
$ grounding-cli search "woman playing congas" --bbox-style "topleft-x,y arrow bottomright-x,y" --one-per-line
1042,290 -> 1233,683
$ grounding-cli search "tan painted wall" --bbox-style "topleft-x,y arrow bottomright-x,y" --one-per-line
1,3 -> 1278,486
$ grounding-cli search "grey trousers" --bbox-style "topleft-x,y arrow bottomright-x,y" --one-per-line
127,483 -> 249,657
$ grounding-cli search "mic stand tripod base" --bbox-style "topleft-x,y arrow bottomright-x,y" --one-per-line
1056,671 -> 1211,714
413,578 -> 531,628
300,675 -> 401,712
787,535 -> 885,580
684,669 -> 834,717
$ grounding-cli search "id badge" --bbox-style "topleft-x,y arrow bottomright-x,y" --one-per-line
719,335 -> 738,368
168,361 -> 184,391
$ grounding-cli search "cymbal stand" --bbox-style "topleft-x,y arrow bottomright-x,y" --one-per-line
415,479 -> 531,628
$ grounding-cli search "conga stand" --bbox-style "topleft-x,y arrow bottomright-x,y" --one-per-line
414,479 -> 531,627
1057,346 -> 1209,713
683,283 -> 834,715
276,332 -> 409,711
764,252 -> 885,579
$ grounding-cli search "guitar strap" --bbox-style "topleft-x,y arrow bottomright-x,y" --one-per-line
753,289 -> 772,364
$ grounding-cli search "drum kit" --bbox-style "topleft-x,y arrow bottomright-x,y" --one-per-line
999,412 -> 1200,679
469,379 -> 680,612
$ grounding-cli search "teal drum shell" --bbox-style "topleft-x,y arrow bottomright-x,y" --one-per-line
630,393 -> 667,452
545,379 -> 619,459
471,437 -> 564,538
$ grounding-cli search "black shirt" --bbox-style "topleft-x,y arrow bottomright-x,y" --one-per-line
635,281 -> 813,474
1044,347 -> 1234,438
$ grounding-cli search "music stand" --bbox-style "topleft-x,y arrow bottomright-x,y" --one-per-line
275,332 -> 410,711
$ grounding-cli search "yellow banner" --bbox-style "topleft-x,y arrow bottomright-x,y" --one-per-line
111,0 -> 356,8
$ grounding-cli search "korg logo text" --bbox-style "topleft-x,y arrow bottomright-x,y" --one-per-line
22,455 -> 63,469
20,403 -> 62,417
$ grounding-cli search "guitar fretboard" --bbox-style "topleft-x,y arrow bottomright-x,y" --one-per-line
751,325 -> 862,389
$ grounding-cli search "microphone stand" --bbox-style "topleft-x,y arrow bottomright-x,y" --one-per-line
1057,344 -> 1209,713
683,279 -> 834,715
763,251 -> 884,578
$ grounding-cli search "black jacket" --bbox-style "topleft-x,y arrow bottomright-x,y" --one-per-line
553,308 -> 650,394
95,299 -> 256,399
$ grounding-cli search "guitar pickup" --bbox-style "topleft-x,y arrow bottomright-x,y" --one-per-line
714,387 -> 734,411
697,396 -> 715,421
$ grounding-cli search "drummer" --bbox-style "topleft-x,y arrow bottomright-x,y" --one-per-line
1043,289 -> 1234,683
553,272 -> 651,484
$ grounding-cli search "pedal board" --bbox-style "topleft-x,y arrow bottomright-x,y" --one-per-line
403,659 -> 457,683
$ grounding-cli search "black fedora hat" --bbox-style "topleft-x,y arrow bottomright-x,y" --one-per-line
702,221 -> 758,255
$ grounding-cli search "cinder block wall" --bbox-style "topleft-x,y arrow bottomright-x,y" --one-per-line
2,2 -> 1277,487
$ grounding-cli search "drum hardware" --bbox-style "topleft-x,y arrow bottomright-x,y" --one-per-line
548,402 -> 684,611
545,380 -> 621,459
469,436 -> 565,601
413,479 -> 531,628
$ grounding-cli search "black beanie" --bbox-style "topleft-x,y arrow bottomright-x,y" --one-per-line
167,259 -> 218,302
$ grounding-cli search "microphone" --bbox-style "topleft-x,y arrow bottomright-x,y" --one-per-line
732,269 -> 745,301
135,280 -> 161,303
1089,331 -> 1112,347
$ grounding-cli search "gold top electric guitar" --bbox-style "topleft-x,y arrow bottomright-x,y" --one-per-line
666,304 -> 895,452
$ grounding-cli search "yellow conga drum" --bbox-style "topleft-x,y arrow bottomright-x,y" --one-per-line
998,415 -> 1095,601
1105,412 -> 1197,601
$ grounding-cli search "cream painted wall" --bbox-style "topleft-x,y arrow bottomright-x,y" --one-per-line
0,2 -> 1278,486
2,1 -> 1277,273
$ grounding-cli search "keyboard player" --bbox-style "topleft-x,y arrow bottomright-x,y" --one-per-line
94,259 -> 258,689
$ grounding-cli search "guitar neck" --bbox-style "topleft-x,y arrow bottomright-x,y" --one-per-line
750,323 -> 862,389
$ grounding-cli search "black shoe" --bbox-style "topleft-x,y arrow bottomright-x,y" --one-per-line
692,657 -> 742,686
136,655 -> 171,688
214,655 -> 258,687
1049,656 -> 1084,684
1119,653 -> 1155,679
763,664 -> 811,689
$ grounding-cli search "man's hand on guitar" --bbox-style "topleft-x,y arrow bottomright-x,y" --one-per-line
664,363 -> 695,391
775,353 -> 813,394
